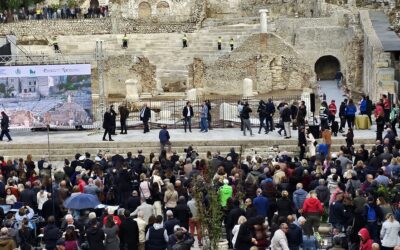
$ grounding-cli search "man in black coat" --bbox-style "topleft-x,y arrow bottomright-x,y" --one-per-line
139,104 -> 151,133
102,108 -> 114,141
126,191 -> 141,211
173,196 -> 191,230
110,105 -> 117,135
0,111 -> 12,141
118,103 -> 130,134
43,216 -> 62,250
226,199 -> 245,248
298,126 -> 307,160
19,182 -> 36,208
265,98 -> 276,132
119,210 -> 139,250
182,101 -> 194,133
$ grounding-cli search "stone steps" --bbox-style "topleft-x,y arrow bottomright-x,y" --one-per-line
18,24 -> 259,84
0,135 -> 377,161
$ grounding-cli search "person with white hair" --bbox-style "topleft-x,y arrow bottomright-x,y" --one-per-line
83,178 -> 100,196
164,210 -> 180,236
271,223 -> 290,250
232,216 -> 247,247
293,183 -> 308,213
134,210 -> 147,250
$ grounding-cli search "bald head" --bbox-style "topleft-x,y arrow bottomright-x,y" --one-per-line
372,243 -> 380,250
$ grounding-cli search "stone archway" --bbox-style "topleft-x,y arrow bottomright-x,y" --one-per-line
156,1 -> 170,16
314,55 -> 340,80
138,2 -> 152,19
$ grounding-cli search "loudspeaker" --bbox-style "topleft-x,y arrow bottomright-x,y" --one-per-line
309,125 -> 320,139
310,93 -> 316,113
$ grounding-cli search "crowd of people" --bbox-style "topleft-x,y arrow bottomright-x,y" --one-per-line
0,5 -> 109,23
0,92 -> 400,250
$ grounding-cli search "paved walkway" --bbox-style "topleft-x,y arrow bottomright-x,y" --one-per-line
318,80 -> 346,105
7,127 -> 377,145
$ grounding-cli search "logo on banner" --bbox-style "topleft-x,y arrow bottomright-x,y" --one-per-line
29,69 -> 36,76
15,69 -> 21,75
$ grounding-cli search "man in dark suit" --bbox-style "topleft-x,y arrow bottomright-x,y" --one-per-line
102,108 -> 114,141
110,105 -> 117,135
182,101 -> 194,133
139,103 -> 151,133
118,103 -> 129,134
119,210 -> 139,250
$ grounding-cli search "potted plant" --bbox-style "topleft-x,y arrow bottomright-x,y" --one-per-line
193,162 -> 228,249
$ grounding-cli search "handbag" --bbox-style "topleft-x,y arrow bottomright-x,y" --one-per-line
346,217 -> 355,236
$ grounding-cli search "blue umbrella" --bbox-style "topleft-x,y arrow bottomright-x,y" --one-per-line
63,193 -> 100,210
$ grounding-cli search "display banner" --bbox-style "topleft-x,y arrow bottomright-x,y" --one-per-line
0,64 -> 93,128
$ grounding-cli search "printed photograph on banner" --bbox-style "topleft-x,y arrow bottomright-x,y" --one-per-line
0,64 -> 93,128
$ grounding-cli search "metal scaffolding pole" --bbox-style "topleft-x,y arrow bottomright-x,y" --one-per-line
96,40 -> 106,125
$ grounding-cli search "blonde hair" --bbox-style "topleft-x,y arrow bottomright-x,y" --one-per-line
386,213 -> 395,222
237,216 -> 247,225
166,183 -> 175,192
282,190 -> 289,197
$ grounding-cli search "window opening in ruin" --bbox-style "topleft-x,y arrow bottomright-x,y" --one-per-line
138,2 -> 152,19
314,55 -> 340,80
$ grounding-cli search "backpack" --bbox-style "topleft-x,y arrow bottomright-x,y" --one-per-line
366,204 -> 377,221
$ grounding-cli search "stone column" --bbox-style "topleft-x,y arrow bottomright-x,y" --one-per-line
243,78 -> 254,97
125,79 -> 140,101
259,9 -> 269,33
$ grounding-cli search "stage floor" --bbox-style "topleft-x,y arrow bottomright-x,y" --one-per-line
7,127 -> 377,145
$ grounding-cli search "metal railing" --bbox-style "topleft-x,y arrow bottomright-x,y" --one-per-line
91,95 -> 302,130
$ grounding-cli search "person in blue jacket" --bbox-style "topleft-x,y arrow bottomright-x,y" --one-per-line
360,95 -> 367,115
345,99 -> 357,129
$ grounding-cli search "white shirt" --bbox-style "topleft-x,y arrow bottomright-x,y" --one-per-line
5,194 -> 16,205
37,191 -> 49,210
187,106 -> 191,117
271,229 -> 290,250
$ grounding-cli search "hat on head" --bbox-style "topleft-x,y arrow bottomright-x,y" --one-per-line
95,156 -> 101,161
174,225 -> 181,232
79,155 -> 86,161
368,196 -> 374,202
223,179 -> 229,184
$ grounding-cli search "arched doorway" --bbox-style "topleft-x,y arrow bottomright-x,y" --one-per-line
156,1 -> 170,17
138,2 -> 151,19
314,55 -> 340,80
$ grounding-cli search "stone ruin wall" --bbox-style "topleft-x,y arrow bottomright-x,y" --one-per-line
188,33 -> 314,95
0,0 -> 207,36
0,18 -> 198,36
273,10 -> 364,90
208,0 -> 330,19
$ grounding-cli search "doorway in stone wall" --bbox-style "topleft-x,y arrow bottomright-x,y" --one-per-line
314,55 -> 340,80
